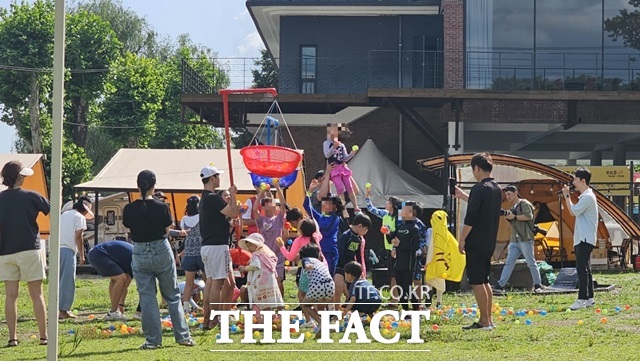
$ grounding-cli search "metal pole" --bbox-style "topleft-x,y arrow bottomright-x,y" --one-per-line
48,0 -> 65,359
630,161 -> 634,217
533,0 -> 537,89
601,0 -> 605,83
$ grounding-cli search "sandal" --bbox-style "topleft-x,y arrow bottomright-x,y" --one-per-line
7,339 -> 18,347
39,338 -> 48,346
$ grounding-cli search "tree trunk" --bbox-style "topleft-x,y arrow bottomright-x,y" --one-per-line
29,72 -> 43,153
71,97 -> 89,148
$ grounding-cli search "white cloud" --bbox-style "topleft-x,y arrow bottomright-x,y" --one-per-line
237,31 -> 264,56
233,10 -> 249,21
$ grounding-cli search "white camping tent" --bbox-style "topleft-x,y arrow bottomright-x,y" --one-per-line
348,139 -> 441,209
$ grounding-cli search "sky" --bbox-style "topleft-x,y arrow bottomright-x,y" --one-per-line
0,0 -> 263,153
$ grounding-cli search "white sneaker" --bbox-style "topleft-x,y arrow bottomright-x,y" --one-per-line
300,320 -> 317,329
586,298 -> 595,307
133,312 -> 142,320
569,300 -> 586,310
106,310 -> 129,321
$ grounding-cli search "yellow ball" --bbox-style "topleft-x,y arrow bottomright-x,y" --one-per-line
253,331 -> 261,338
352,145 -> 359,152
365,182 -> 371,189
284,305 -> 290,310
305,332 -> 312,339
577,320 -> 584,325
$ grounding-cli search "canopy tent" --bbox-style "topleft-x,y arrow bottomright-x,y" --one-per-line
75,148 -> 306,241
348,139 -> 441,209
0,154 -> 50,238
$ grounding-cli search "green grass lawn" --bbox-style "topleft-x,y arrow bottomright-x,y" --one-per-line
0,272 -> 639,360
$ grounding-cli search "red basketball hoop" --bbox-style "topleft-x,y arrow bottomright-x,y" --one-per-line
240,145 -> 302,178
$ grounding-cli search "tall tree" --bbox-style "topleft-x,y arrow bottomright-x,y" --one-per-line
150,34 -> 228,149
252,48 -> 278,89
102,52 -> 165,148
65,9 -> 121,148
76,0 -> 154,57
0,0 -> 54,153
605,2 -> 640,51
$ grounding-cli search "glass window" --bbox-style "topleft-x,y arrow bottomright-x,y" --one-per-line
301,46 -> 316,93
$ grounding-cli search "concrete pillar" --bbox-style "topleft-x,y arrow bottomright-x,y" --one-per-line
448,121 -> 464,154
613,144 -> 626,209
613,144 -> 626,166
566,159 -> 577,166
443,0 -> 464,89
590,150 -> 602,166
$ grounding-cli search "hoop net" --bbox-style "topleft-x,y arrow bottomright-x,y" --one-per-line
240,145 -> 301,178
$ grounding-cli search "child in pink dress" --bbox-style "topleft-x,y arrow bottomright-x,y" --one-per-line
238,233 -> 284,316
323,123 -> 360,213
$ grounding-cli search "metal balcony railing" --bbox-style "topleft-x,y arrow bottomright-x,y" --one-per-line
181,50 -> 640,95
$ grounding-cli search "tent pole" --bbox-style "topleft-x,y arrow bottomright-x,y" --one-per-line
94,191 -> 99,246
558,192 -> 564,268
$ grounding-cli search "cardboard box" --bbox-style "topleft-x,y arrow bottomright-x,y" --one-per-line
591,248 -> 607,259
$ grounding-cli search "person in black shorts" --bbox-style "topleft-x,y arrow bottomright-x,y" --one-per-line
87,240 -> 134,321
454,153 -> 502,331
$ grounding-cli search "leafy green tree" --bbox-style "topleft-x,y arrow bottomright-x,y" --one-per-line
252,48 -> 278,89
76,0 -> 152,56
101,52 -> 165,148
65,9 -> 121,148
605,1 -> 640,51
0,0 -> 54,153
149,34 -> 228,149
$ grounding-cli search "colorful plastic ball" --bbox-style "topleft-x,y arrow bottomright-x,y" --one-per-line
539,310 -> 547,316
577,320 -> 584,325
525,319 -> 532,325
352,145 -> 359,152
432,324 -> 439,331
514,320 -> 521,324
615,306 -> 621,313
253,331 -> 261,338
595,308 -> 601,314
365,182 -> 371,189
88,314 -> 95,320
602,309 -> 608,315
216,333 -> 221,340
565,308 -> 572,313
382,329 -> 390,335
391,322 -> 398,329
68,330 -> 75,334
625,305 -> 631,310
305,332 -> 312,339
527,311 -> 534,316
230,325 -> 237,333
600,317 -> 608,324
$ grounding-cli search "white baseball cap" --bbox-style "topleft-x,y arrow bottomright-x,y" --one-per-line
238,233 -> 265,251
19,167 -> 34,176
200,165 -> 224,179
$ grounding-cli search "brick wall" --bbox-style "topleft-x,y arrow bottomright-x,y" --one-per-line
443,0 -> 464,89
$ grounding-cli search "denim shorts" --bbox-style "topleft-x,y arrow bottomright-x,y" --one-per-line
182,255 -> 205,273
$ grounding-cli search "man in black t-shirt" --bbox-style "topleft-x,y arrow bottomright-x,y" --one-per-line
198,165 -> 239,330
454,153 -> 502,331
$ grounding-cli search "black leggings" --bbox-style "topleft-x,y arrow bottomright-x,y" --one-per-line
394,270 -> 418,311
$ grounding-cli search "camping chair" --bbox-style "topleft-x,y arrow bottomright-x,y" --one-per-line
609,238 -> 631,268
537,238 -> 567,263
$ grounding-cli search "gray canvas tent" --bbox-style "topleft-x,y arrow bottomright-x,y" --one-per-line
348,139 -> 441,209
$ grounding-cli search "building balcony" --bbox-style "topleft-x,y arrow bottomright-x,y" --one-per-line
180,50 -> 640,125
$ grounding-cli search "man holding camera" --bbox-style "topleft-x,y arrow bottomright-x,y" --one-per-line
493,185 -> 544,294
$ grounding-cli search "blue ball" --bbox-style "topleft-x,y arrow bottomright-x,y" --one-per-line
109,325 -> 115,331
525,319 -> 532,325
216,333 -> 221,340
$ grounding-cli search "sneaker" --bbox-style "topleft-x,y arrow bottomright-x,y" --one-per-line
493,284 -> 506,295
133,312 -> 142,320
586,298 -> 595,307
106,310 -> 129,321
300,320 -> 317,329
177,338 -> 196,347
140,341 -> 161,350
533,284 -> 546,293
569,299 -> 587,310
462,322 -> 493,331
59,311 -> 76,319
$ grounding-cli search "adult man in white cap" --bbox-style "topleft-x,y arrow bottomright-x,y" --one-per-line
199,165 -> 239,329
59,195 -> 94,319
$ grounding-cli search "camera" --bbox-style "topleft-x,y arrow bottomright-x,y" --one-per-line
533,225 -> 547,236
500,209 -> 511,217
